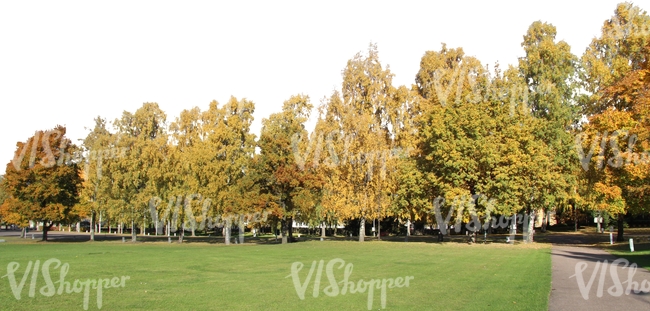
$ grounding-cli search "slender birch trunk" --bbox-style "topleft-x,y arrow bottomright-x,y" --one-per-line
359,217 -> 365,242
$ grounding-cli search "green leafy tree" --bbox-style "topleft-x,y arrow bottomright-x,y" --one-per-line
518,21 -> 580,240
415,45 -> 502,233
415,43 -> 558,243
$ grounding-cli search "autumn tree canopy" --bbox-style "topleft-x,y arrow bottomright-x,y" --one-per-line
1,126 -> 83,241
1,3 -> 648,244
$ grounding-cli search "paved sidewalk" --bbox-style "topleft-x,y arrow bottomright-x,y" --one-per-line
549,245 -> 650,311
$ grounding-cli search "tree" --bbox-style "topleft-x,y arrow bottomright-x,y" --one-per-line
577,108 -> 638,240
1,126 -> 82,241
579,45 -> 650,240
318,44 -> 399,242
602,45 -> 650,218
489,68 -> 556,242
415,44 -> 503,235
0,175 -> 6,227
518,21 -> 580,240
169,106 -> 205,241
581,2 -> 650,115
111,103 -> 168,242
259,94 -> 319,244
579,3 -> 650,241
0,176 -> 4,204
191,97 -> 258,245
0,175 -> 32,237
414,42 -> 561,243
384,86 -> 424,241
80,117 -> 115,240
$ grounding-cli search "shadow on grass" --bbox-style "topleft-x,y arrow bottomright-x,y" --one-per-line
551,249 -> 623,263
11,231 -> 544,247
18,232 -> 534,246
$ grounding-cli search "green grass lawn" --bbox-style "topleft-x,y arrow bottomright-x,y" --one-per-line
0,238 -> 551,311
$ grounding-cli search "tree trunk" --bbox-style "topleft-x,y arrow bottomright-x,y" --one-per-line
509,214 -> 516,243
523,212 -> 529,243
288,217 -> 294,242
90,211 -> 95,241
42,221 -> 50,241
20,227 -> 26,238
377,218 -> 381,241
525,210 -> 535,243
131,220 -> 136,242
190,212 -> 195,237
617,214 -> 625,242
574,203 -> 578,232
281,218 -> 288,244
272,220 -> 278,242
98,213 -> 102,234
321,222 -> 326,240
224,221 -> 231,245
359,217 -> 365,242
239,215 -> 245,244
405,218 -> 411,242
179,224 -> 184,243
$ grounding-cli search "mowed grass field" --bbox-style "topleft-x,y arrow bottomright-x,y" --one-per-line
0,238 -> 551,310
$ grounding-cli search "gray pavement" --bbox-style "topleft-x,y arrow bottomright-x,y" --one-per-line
549,243 -> 650,311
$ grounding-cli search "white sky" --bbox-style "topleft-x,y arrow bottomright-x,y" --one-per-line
0,0 -> 645,174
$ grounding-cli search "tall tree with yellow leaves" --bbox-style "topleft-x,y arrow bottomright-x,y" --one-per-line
111,103 -> 168,242
579,3 -> 650,240
318,44 -> 399,242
